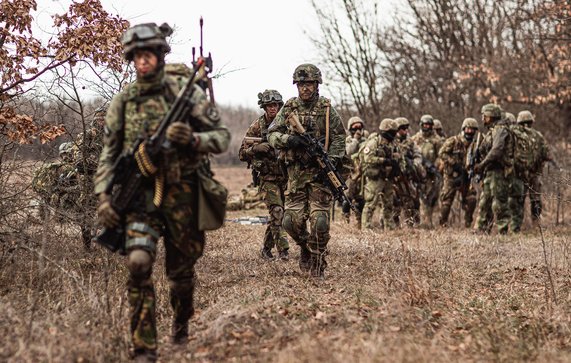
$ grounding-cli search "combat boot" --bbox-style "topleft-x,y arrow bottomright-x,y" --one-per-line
299,246 -> 311,272
278,249 -> 289,261
309,254 -> 326,279
260,246 -> 274,260
171,320 -> 189,345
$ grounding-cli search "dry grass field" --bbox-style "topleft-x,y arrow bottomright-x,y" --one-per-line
1,166 -> 571,362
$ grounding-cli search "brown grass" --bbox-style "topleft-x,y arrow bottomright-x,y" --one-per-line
1,166 -> 571,362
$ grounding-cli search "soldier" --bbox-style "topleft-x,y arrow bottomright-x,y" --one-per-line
505,112 -> 516,125
411,114 -> 443,228
342,116 -> 368,227
267,63 -> 345,278
434,119 -> 446,138
94,23 -> 230,361
474,104 -> 514,235
510,110 -> 558,228
239,89 -> 289,260
73,106 -> 106,175
393,117 -> 423,227
360,118 -> 405,230
438,118 -> 479,228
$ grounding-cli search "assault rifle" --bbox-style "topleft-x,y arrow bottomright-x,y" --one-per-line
288,114 -> 356,212
467,132 -> 482,183
94,20 -> 215,253
242,136 -> 263,187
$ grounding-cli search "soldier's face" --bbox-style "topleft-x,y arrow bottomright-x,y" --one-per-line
133,50 -> 158,77
397,126 -> 409,137
296,81 -> 317,101
421,123 -> 433,132
264,103 -> 280,120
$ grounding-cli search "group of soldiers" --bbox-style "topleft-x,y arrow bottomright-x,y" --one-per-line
32,107 -> 106,246
28,20 -> 560,362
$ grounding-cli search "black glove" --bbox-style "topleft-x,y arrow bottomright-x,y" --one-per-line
287,135 -> 310,149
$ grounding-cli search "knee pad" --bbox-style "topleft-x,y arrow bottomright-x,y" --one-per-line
314,211 -> 329,235
282,211 -> 295,234
125,222 -> 160,252
270,205 -> 284,225
127,249 -> 152,281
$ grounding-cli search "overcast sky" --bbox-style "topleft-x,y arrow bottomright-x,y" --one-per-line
34,0 -> 394,108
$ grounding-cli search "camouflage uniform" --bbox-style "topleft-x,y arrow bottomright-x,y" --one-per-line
394,117 -> 423,227
94,23 -> 230,358
239,89 -> 289,259
361,119 -> 405,230
437,118 -> 479,228
343,116 -> 368,227
411,114 -> 444,227
475,104 -> 514,234
268,63 -> 345,277
509,111 -> 556,230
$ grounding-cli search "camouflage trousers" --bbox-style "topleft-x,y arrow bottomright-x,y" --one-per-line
259,179 -> 289,251
420,175 -> 442,227
282,180 -> 332,270
439,177 -> 477,228
362,177 -> 395,230
343,176 -> 364,227
509,174 -> 543,231
393,180 -> 420,227
125,181 -> 205,352
476,170 -> 511,234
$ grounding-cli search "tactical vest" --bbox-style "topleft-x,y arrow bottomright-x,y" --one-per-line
510,124 -> 538,178
251,115 -> 284,178
362,135 -> 397,179
412,132 -> 439,163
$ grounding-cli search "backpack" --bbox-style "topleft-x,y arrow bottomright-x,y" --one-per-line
509,124 -> 538,178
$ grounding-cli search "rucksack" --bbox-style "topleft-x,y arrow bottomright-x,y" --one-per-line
509,124 -> 538,178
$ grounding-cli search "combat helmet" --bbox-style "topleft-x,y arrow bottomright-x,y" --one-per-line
481,104 -> 502,119
419,114 -> 434,125
122,23 -> 173,61
505,112 -> 516,124
395,117 -> 410,128
379,118 -> 397,132
517,110 -> 535,124
461,118 -> 479,130
257,89 -> 284,109
433,119 -> 443,130
292,64 -> 322,84
58,142 -> 74,159
347,116 -> 365,129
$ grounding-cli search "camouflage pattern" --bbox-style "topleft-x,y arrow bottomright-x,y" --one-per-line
32,160 -> 79,213
475,118 -> 514,234
268,89 -> 345,275
434,119 -> 446,138
343,117 -> 368,227
226,186 -> 264,211
292,64 -> 323,84
438,133 -> 477,227
360,131 -> 405,230
95,62 -> 230,352
394,136 -> 423,227
239,113 -> 288,254
411,128 -> 444,227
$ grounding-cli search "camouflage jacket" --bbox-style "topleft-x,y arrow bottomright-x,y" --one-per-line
267,95 -> 345,191
479,119 -> 514,173
94,68 -> 230,195
527,127 -> 554,174
32,161 -> 77,198
73,127 -> 103,176
345,133 -> 368,156
438,133 -> 471,177
239,114 -> 285,181
397,136 -> 424,181
410,130 -> 443,164
361,134 -> 405,180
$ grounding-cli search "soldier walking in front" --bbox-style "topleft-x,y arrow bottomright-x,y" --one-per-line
239,89 -> 289,260
94,23 -> 230,362
268,64 -> 346,278
438,118 -> 479,228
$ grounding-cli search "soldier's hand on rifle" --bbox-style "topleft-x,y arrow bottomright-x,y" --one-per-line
286,135 -> 310,149
166,121 -> 194,145
252,142 -> 271,154
97,193 -> 120,228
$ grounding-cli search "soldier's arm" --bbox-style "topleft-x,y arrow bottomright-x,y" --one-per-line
363,139 -> 386,165
479,127 -> 509,167
268,106 -> 290,149
189,85 -> 231,154
327,107 -> 346,160
345,136 -> 360,156
94,93 -> 125,195
437,138 -> 454,165
238,119 -> 261,162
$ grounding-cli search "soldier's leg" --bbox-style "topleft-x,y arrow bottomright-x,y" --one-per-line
508,176 -> 525,232
439,178 -> 457,227
361,177 -> 381,229
393,192 -> 402,227
462,187 -> 478,229
161,183 -> 205,344
529,175 -> 543,221
283,187 -> 310,271
307,183 -> 333,277
380,180 -> 396,230
124,215 -> 161,358
259,181 -> 285,259
490,171 -> 511,234
476,175 -> 494,233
